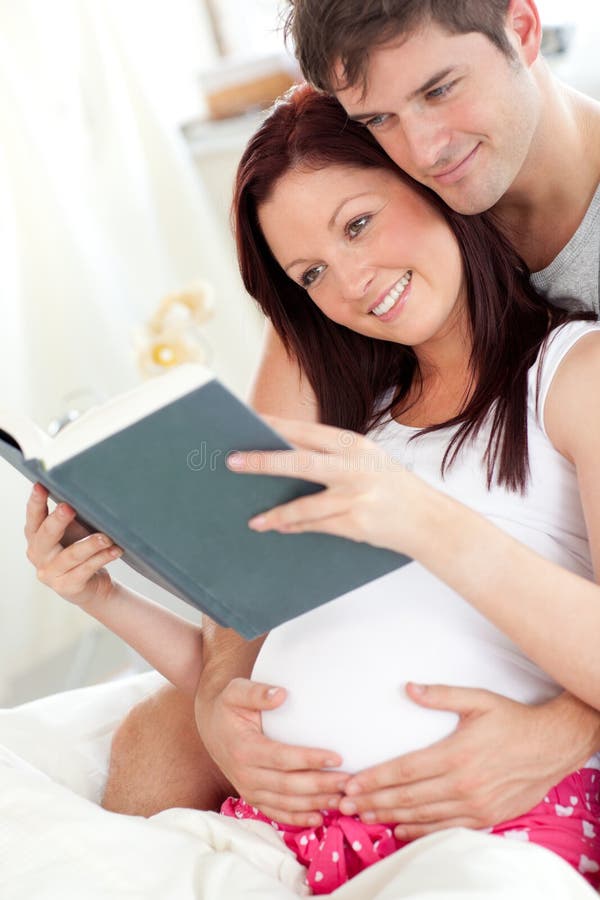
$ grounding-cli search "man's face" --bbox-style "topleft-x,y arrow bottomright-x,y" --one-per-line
334,22 -> 541,214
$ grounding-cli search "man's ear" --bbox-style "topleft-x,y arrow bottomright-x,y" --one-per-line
505,0 -> 543,68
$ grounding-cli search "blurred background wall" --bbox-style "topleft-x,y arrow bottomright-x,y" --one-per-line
1,0 -> 598,705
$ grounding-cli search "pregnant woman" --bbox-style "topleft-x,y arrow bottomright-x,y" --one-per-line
25,86 -> 600,892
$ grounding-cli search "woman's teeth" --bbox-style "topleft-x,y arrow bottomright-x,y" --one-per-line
371,271 -> 412,317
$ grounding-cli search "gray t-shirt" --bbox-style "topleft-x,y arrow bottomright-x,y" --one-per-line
530,183 -> 600,315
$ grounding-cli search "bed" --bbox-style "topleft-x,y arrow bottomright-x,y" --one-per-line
0,670 -> 596,899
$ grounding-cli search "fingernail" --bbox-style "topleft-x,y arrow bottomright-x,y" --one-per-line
267,687 -> 280,697
362,811 -> 376,822
395,827 -> 408,840
307,814 -> 321,826
339,799 -> 356,814
346,782 -> 361,796
227,453 -> 244,468
109,547 -> 123,558
409,682 -> 426,694
248,515 -> 267,530
58,505 -> 70,517
327,797 -> 339,808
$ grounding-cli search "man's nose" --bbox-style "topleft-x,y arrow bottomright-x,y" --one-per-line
402,112 -> 452,172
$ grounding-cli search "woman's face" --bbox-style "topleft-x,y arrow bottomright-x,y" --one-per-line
258,164 -> 466,355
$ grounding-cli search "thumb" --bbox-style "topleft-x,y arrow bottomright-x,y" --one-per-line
224,677 -> 288,711
405,682 -> 497,716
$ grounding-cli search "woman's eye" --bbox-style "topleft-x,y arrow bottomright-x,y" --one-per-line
346,215 -> 370,239
300,264 -> 325,288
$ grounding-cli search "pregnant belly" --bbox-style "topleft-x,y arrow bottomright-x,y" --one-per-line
251,563 -> 558,774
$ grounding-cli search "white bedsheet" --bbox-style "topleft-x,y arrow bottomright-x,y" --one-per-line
0,671 -> 596,900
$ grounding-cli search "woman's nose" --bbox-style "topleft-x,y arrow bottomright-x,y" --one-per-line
336,260 -> 374,303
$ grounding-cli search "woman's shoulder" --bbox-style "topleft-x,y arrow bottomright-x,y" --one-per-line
539,319 -> 600,455
534,319 -> 600,400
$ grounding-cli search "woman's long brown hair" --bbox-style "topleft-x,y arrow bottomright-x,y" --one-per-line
233,85 -> 592,491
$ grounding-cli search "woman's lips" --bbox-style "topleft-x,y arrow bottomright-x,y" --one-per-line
372,280 -> 412,322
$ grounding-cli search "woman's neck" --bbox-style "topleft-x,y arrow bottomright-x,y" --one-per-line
396,317 -> 474,428
395,363 -> 474,428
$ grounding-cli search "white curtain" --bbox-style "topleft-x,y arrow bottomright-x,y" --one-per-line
0,0 -> 264,700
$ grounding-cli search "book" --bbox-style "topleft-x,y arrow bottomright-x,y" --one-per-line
0,366 -> 410,638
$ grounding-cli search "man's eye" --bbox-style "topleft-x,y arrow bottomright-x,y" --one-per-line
346,215 -> 370,239
425,81 -> 456,100
300,264 -> 325,287
364,113 -> 391,130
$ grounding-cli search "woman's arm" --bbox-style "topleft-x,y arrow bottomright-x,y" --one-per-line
228,330 -> 600,707
412,330 -> 600,705
26,485 -> 204,695
79,581 -> 204,696
247,320 -> 319,421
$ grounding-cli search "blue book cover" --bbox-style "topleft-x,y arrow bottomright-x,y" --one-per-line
0,366 -> 410,638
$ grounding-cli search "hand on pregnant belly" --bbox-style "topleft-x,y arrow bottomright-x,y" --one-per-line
335,686 -> 575,841
199,675 -> 352,827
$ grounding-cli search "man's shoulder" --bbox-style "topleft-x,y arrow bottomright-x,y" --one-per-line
530,181 -> 600,314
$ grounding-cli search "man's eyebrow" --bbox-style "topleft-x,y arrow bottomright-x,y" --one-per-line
284,192 -> 372,273
347,67 -> 455,121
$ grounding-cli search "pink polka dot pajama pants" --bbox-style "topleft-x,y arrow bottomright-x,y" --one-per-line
222,767 -> 600,894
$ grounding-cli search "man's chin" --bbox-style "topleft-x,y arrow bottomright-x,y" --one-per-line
430,177 -> 508,216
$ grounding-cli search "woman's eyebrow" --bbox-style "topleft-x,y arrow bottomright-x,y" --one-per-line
327,192 -> 372,228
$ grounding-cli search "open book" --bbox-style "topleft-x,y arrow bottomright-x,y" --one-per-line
0,366 -> 409,638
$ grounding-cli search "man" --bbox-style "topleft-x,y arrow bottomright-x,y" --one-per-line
102,0 -> 600,841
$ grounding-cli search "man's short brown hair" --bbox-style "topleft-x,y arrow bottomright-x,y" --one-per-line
285,0 -> 513,94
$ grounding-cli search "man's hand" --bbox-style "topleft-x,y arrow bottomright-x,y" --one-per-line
195,676 -> 350,826
338,684 -> 600,840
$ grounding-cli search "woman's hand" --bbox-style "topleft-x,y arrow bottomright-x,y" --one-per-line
24,483 -> 123,606
227,416 -> 431,556
337,685 -> 600,839
195,675 -> 350,826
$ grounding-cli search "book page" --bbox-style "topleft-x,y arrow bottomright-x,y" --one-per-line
43,364 -> 215,469
0,408 -> 49,460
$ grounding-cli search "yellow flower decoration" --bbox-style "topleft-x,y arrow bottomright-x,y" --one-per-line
135,282 -> 214,378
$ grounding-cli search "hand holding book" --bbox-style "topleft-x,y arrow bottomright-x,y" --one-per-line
2,365 -> 409,637
25,483 -> 123,608
24,482 -> 206,696
226,415 -> 432,561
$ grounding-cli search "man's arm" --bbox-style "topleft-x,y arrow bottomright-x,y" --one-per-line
247,320 -> 319,421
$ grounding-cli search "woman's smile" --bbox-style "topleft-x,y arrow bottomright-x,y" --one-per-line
369,270 -> 413,319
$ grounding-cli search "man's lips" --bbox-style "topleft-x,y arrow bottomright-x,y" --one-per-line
432,144 -> 481,185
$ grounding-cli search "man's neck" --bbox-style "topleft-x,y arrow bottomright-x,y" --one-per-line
493,64 -> 600,272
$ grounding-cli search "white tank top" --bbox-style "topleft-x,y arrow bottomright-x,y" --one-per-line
252,321 -> 600,773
